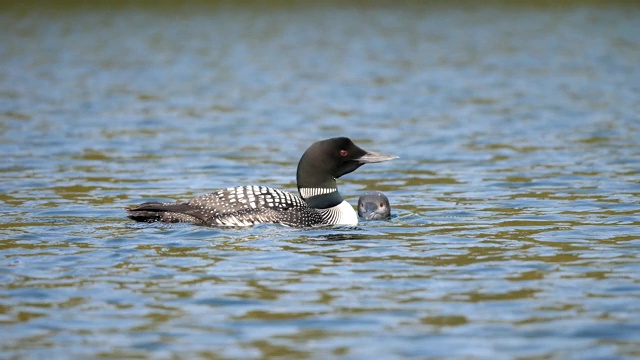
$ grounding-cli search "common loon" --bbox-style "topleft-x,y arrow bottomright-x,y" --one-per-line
126,137 -> 397,227
357,192 -> 391,220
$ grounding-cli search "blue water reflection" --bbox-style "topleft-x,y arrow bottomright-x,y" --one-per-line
1,2 -> 639,359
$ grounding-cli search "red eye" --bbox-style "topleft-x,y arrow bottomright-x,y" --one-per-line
340,149 -> 348,157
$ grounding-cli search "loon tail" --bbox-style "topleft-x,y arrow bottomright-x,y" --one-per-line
126,202 -> 204,224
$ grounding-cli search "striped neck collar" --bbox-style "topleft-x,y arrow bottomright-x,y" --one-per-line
298,187 -> 337,199
298,187 -> 342,209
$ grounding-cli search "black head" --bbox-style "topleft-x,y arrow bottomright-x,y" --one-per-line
296,137 -> 397,190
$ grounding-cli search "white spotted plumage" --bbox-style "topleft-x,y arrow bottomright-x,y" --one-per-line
141,185 -> 358,227
181,186 -> 325,227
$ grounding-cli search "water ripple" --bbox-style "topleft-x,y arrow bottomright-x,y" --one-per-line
2,2 -> 640,359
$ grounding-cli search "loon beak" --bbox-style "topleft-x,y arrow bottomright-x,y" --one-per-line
356,151 -> 398,164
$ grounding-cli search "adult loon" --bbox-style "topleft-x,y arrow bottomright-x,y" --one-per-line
126,137 -> 397,227
357,192 -> 391,220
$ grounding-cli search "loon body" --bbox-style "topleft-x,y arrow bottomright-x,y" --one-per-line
126,137 -> 396,227
357,192 -> 391,220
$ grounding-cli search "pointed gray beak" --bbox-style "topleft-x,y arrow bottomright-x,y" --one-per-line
356,151 -> 398,164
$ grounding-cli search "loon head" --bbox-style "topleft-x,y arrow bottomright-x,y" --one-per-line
296,137 -> 397,208
358,191 -> 391,220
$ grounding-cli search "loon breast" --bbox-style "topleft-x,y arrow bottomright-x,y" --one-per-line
319,200 -> 358,226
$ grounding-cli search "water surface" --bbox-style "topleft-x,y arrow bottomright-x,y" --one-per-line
1,2 -> 640,359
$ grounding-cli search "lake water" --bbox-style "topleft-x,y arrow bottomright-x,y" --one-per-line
1,2 -> 639,359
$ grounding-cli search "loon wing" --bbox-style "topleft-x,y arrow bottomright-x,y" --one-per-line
126,202 -> 210,224
187,185 -> 309,226
127,186 -> 313,227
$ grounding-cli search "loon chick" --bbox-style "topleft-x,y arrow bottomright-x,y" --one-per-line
358,192 -> 391,220
126,137 -> 397,227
